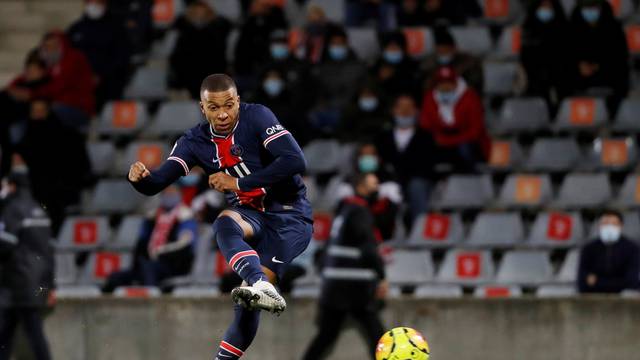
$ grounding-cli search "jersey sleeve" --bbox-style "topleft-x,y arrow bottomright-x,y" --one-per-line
253,104 -> 292,148
167,137 -> 198,176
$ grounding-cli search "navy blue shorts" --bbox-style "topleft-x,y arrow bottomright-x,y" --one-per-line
228,205 -> 313,279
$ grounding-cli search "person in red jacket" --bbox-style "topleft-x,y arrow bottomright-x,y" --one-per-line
420,66 -> 489,173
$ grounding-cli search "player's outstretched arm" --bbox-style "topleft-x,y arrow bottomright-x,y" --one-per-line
127,160 -> 185,196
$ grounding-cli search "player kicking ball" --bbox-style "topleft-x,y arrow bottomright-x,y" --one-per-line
127,74 -> 313,359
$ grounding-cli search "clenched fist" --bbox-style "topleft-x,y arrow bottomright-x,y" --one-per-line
128,161 -> 150,182
209,172 -> 239,192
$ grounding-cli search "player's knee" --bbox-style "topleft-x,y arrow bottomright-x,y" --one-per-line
213,215 -> 242,237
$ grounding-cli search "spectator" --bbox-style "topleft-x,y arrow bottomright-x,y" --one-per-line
578,210 -> 640,293
423,0 -> 482,26
345,0 -> 396,31
568,0 -> 629,114
371,31 -> 423,99
103,185 -> 198,292
422,27 -> 483,93
17,100 -> 93,235
169,0 -> 232,99
67,0 -> 132,109
376,94 -> 437,224
521,0 -> 572,110
108,0 -> 153,63
420,66 -> 489,173
396,0 -> 428,27
338,83 -> 390,143
0,171 -> 53,360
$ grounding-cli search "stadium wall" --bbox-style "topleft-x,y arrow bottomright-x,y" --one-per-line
40,297 -> 640,360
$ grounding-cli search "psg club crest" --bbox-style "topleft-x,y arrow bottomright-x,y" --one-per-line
231,144 -> 244,157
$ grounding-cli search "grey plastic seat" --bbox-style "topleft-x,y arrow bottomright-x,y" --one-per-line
613,98 -> 640,133
118,141 -> 170,174
474,285 -> 522,298
109,216 -> 145,251
587,137 -> 637,171
497,97 -> 549,134
87,141 -> 116,176
54,254 -> 78,286
483,61 -> 518,96
152,0 -> 184,29
437,175 -> 494,209
303,139 -> 341,174
79,252 -> 132,285
496,250 -> 553,285
479,0 -> 522,24
498,174 -> 552,208
148,100 -> 203,137
173,286 -> 221,298
401,27 -> 435,58
494,26 -> 521,59
57,216 -> 111,251
346,28 -> 379,63
386,249 -> 434,285
615,174 -> 640,208
305,0 -> 345,23
436,249 -> 494,284
536,284 -> 576,297
554,97 -> 608,132
226,29 -> 240,62
488,139 -> 525,171
97,101 -> 149,136
556,173 -> 612,209
86,179 -> 146,214
291,285 -> 322,299
407,213 -> 464,247
124,66 -> 168,100
149,30 -> 178,60
527,211 -> 584,248
526,138 -> 582,172
450,26 -> 492,55
209,0 -> 242,23
556,249 -> 579,283
466,212 -> 525,248
414,284 -> 463,298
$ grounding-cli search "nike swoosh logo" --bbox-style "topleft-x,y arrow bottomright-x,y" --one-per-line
272,256 -> 285,264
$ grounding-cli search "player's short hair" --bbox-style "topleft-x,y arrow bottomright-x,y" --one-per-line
200,74 -> 237,96
600,209 -> 624,223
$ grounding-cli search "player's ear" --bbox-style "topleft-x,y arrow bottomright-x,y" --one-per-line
199,101 -> 205,115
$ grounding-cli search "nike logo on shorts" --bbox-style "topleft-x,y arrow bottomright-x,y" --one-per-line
271,256 -> 284,264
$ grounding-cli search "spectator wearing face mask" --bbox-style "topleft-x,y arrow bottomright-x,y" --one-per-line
67,0 -> 132,109
423,0 -> 482,26
521,0 -> 571,111
169,0 -> 232,99
568,0 -> 629,115
372,32 -> 423,99
396,0 -> 429,27
375,94 -> 437,225
339,83 -> 390,143
108,0 -> 153,63
422,27 -> 483,93
420,66 -> 489,173
345,0 -> 396,32
103,185 -> 198,292
578,210 -> 640,294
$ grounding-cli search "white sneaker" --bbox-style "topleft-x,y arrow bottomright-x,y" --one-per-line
231,280 -> 287,315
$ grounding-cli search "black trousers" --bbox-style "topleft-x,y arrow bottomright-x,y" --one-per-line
0,307 -> 51,360
302,304 -> 384,360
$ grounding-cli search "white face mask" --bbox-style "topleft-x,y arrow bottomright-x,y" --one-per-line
85,3 -> 106,19
600,224 -> 621,244
0,185 -> 11,200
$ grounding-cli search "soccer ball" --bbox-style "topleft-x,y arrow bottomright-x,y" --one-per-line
375,327 -> 430,360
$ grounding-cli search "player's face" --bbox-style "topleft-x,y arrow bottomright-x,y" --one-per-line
200,88 -> 241,135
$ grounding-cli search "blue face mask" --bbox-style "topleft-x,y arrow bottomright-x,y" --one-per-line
179,173 -> 200,187
394,115 -> 416,128
328,45 -> 348,61
263,78 -> 284,96
270,43 -> 289,60
358,96 -> 378,112
358,155 -> 379,173
160,193 -> 182,209
383,50 -> 403,64
581,7 -> 600,23
437,54 -> 453,65
536,7 -> 554,23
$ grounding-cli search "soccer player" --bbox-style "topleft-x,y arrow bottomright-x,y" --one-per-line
127,74 -> 313,360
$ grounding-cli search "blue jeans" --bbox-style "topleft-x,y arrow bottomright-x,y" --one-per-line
406,177 -> 432,224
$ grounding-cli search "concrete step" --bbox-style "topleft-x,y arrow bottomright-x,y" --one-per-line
1,1 -> 29,14
0,52 -> 26,72
0,33 -> 41,52
0,72 -> 17,88
0,14 -> 46,32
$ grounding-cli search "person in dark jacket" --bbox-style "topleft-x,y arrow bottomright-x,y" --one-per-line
302,172 -> 386,360
422,0 -> 482,26
521,0 -> 571,111
568,0 -> 629,115
0,171 -> 53,360
371,31 -> 423,99
578,210 -> 640,294
103,185 -> 198,292
338,82 -> 390,143
169,0 -> 232,99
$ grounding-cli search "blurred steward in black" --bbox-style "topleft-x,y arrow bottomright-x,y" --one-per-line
169,0 -> 232,99
578,210 -> 640,294
0,171 -> 53,360
302,173 -> 386,360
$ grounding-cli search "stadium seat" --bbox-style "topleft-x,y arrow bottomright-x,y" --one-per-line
109,216 -> 145,251
436,249 -> 495,284
86,179 -> 146,214
436,175 -> 494,209
54,286 -> 102,299
406,213 -> 464,248
152,0 -> 184,29
494,26 -> 521,59
610,0 -> 635,18
526,138 -> 582,172
497,174 -> 552,208
149,30 -> 178,60
303,139 -> 341,174
54,254 -> 78,286
554,97 -> 608,132
480,0 -> 522,24
450,26 -> 493,55
163,226 -> 215,287
386,249 -> 434,285
536,284 -> 576,297
625,25 -> 640,57
147,100 -> 203,137
97,101 -> 149,137
496,250 -> 553,285
209,0 -> 242,23
487,139 -> 525,171
556,249 -> 579,284
496,97 -> 550,134
226,29 -> 240,62
124,66 -> 169,100
526,211 -> 584,248
117,141 -> 170,175
172,286 -> 221,298
57,216 -> 111,251
483,61 -> 519,96
346,28 -> 380,63
114,286 -> 161,298
414,284 -> 463,298
87,141 -> 116,176
305,0 -> 345,23
587,137 -> 637,171
474,285 -> 522,298
402,27 -> 435,59
466,212 -> 525,248
555,173 -> 612,209
613,98 -> 640,132
291,285 -> 322,299
79,251 -> 132,285
193,249 -> 223,285
312,212 -> 332,242
615,174 -> 640,208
